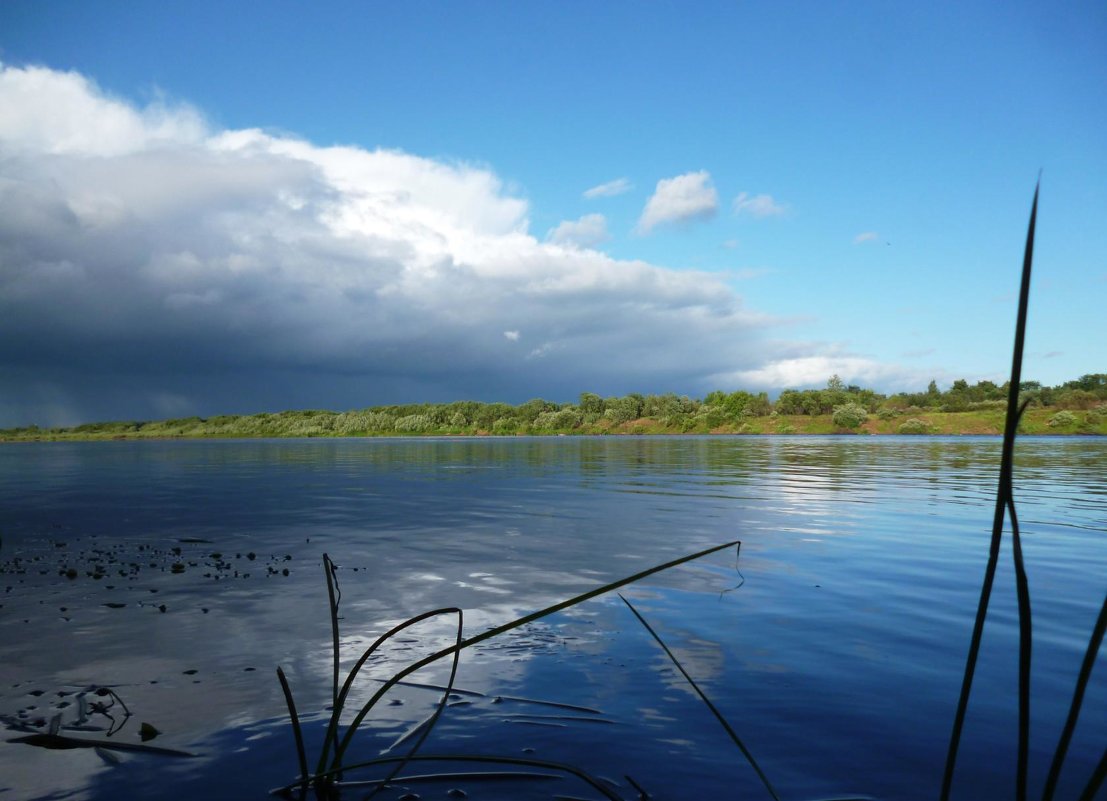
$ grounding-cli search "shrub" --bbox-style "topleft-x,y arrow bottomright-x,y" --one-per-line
832,403 -> 869,430
394,414 -> 435,432
365,412 -> 395,431
694,407 -> 727,429
492,417 -> 518,434
898,418 -> 932,435
551,408 -> 582,429
967,400 -> 1007,411
604,395 -> 643,424
877,407 -> 901,420
1056,389 -> 1099,410
1047,410 -> 1078,428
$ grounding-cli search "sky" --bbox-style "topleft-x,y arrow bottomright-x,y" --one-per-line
0,1 -> 1104,427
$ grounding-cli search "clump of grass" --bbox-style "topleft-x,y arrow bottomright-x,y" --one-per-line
274,541 -> 745,799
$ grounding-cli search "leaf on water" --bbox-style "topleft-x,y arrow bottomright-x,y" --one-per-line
502,713 -> 613,725
139,722 -> 160,742
492,695 -> 602,715
94,745 -> 122,765
385,713 -> 438,753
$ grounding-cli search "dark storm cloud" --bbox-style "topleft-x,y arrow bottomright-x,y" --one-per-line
0,65 -> 780,427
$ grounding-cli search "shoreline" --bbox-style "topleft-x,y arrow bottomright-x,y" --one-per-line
3,405 -> 1105,442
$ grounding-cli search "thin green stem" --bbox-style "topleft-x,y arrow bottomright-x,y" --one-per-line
619,594 -> 780,801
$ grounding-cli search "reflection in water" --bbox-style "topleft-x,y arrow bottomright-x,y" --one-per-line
0,437 -> 1104,800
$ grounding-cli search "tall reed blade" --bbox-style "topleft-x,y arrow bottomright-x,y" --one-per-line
275,666 -> 308,799
323,554 -> 341,705
1041,594 -> 1107,801
1007,465 -> 1033,801
1075,748 -> 1106,801
940,180 -> 1038,801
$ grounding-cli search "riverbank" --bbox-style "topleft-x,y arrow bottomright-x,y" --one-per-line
2,406 -> 1104,441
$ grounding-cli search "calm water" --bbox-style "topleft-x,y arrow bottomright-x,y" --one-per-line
0,436 -> 1104,801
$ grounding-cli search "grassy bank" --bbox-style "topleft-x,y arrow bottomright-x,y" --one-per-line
2,405 -> 1104,441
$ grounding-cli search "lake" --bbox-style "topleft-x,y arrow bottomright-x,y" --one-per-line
1,436 -> 1104,801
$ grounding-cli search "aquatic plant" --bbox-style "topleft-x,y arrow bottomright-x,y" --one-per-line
273,541 -> 749,799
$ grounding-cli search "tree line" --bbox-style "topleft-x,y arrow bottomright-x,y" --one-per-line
5,374 -> 1104,440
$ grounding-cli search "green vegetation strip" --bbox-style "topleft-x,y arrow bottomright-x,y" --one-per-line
4,376 -> 1105,440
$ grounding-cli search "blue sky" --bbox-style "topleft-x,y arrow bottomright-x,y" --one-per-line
0,1 -> 1104,426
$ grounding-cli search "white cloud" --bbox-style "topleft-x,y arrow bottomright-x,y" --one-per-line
718,355 -> 936,392
733,192 -> 788,218
853,231 -> 880,244
583,177 -> 632,199
503,330 -> 520,341
545,213 -> 609,249
636,171 -> 718,234
0,64 -> 206,156
527,343 -> 555,360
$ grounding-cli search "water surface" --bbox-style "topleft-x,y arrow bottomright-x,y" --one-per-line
1,436 -> 1104,800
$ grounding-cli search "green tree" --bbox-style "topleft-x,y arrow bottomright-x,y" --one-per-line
517,398 -> 557,422
474,403 -> 516,428
578,392 -> 604,415
604,394 -> 643,424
